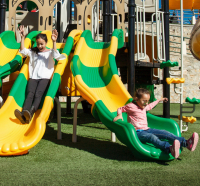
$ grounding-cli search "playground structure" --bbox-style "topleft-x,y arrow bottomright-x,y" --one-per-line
168,0 -> 200,132
0,0 -> 199,160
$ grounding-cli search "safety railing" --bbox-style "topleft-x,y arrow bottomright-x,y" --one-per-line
169,34 -> 192,55
136,1 -> 146,61
169,9 -> 200,25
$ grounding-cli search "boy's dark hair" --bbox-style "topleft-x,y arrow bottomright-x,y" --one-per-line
31,33 -> 48,54
134,88 -> 150,99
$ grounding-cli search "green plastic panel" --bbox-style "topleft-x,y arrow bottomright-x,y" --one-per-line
9,73 -> 28,107
112,29 -> 124,49
81,30 -> 110,49
72,55 -> 115,88
62,36 -> 74,56
185,97 -> 200,104
0,31 -> 20,49
160,60 -> 179,69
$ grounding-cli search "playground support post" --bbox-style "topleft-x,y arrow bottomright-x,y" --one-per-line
56,1 -> 61,42
128,0 -> 136,97
103,0 -> 110,42
22,1 -> 28,11
0,0 -> 7,34
109,0 -> 112,40
163,0 -> 170,118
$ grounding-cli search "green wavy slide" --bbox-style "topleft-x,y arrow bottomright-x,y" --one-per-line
71,29 -> 182,161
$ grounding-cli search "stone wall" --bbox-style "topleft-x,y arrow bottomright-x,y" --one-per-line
153,24 -> 200,103
154,54 -> 200,103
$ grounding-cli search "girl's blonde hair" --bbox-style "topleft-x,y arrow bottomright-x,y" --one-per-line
134,88 -> 150,100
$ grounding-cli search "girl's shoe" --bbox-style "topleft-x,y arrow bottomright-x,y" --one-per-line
170,140 -> 180,159
14,109 -> 26,124
187,132 -> 199,151
23,106 -> 35,123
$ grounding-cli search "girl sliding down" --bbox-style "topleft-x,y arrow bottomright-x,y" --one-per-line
113,88 -> 199,158
14,25 -> 66,124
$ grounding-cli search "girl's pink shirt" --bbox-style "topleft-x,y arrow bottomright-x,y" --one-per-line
117,100 -> 160,130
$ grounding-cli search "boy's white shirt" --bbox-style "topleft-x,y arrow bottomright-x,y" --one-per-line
19,48 -> 66,79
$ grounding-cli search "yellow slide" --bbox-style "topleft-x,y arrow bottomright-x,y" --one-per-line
0,30 -> 82,156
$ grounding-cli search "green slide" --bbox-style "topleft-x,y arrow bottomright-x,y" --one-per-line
71,29 -> 182,161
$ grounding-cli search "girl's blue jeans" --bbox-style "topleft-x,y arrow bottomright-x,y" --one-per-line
136,128 -> 187,153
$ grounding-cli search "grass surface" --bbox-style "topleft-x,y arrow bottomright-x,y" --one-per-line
1,103 -> 200,185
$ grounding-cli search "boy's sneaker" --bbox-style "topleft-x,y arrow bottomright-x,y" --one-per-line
187,132 -> 199,151
170,140 -> 180,159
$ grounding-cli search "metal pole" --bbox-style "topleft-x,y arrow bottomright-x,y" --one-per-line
163,0 -> 170,118
0,0 -> 6,100
56,1 -> 61,42
72,97 -> 85,142
180,0 -> 184,132
66,96 -> 72,114
22,1 -> 28,11
103,0 -> 109,42
128,0 -> 136,96
97,0 -> 99,42
53,92 -> 59,118
109,0 -> 112,40
54,97 -> 62,140
0,0 -> 7,34
70,1 -> 72,21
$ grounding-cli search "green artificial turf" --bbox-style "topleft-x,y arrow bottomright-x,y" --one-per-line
0,103 -> 200,185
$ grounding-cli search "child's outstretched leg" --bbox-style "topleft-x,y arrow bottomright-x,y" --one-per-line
186,132 -> 199,151
23,79 -> 49,123
137,129 -> 181,158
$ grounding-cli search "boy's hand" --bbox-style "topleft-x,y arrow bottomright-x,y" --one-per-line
51,29 -> 58,42
113,114 -> 123,122
160,97 -> 168,102
18,25 -> 25,38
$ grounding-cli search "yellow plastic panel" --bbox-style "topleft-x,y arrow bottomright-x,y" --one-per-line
90,75 -> 132,113
42,30 -> 53,49
61,53 -> 81,96
178,115 -> 197,123
74,37 -> 110,67
0,38 -> 19,66
0,96 -> 41,155
166,77 -> 185,84
0,93 -> 53,156
108,37 -> 119,56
